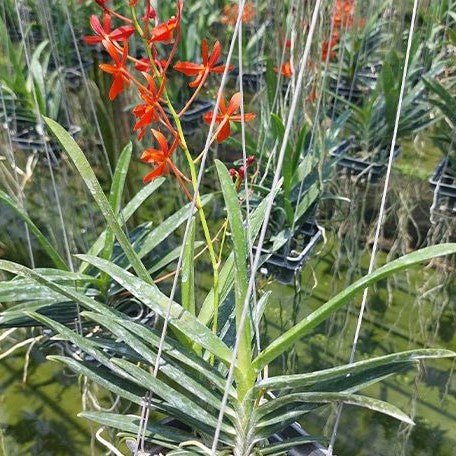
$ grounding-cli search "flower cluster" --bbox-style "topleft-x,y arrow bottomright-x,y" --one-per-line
84,0 -> 255,189
221,2 -> 255,26
322,0 -> 356,61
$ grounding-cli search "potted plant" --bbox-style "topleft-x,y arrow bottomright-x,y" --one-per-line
424,78 -> 456,203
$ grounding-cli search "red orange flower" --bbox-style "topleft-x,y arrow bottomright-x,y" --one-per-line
174,40 -> 233,88
99,40 -> 130,100
132,74 -> 165,139
141,130 -> 183,183
203,92 -> 255,143
274,61 -> 293,78
84,13 -> 135,45
222,2 -> 255,25
149,2 -> 182,44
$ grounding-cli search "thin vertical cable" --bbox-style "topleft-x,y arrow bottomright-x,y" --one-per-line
210,0 -> 323,453
327,1 -> 420,454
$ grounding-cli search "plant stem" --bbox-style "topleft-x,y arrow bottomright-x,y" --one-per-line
131,7 -> 221,334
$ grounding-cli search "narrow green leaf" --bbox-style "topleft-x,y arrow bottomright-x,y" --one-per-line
79,411 -> 193,445
215,160 -> 254,392
0,190 -> 67,269
79,178 -> 165,273
112,358 -> 235,435
182,217 -> 196,315
75,254 -> 233,366
256,392 -> 414,425
253,244 -> 456,370
43,117 -> 153,285
255,349 -> 455,391
102,142 -> 132,262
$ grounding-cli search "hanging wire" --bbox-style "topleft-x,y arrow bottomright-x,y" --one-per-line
61,0 -> 113,179
326,0 -> 421,453
14,0 -> 74,272
210,0 -> 323,452
134,2 -> 251,453
0,0 -> 35,267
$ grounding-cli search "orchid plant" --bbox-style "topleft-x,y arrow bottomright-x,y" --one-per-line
0,1 -> 455,456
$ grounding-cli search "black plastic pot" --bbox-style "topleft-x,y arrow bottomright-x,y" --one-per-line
231,66 -> 266,92
329,79 -> 364,104
255,219 -> 322,284
331,139 -> 400,181
429,158 -> 456,200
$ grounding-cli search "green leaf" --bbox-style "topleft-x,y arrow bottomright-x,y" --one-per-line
80,178 -> 165,273
79,411 -> 192,446
43,117 -> 153,286
0,190 -> 67,269
259,436 -> 324,455
75,254 -> 233,366
82,311 -> 230,415
254,349 -> 455,392
112,358 -> 235,436
182,217 -> 196,315
198,194 -> 274,326
102,142 -> 132,262
257,392 -> 414,425
253,243 -> 456,370
215,160 -> 254,391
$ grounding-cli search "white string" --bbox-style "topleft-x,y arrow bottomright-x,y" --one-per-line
134,1 -> 249,453
237,6 -> 260,360
61,0 -> 113,179
326,0 -> 420,453
210,0 -> 323,453
14,0 -> 74,272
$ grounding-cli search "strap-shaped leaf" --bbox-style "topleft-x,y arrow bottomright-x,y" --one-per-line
181,217 -> 196,315
215,160 -> 253,387
43,117 -> 153,285
259,436 -> 324,456
114,318 -> 234,396
0,260 -> 113,316
254,349 -> 455,392
198,193 -> 273,325
0,190 -> 67,269
253,243 -> 456,370
75,254 -> 233,366
256,392 -> 414,425
102,142 -> 132,264
82,311 -> 231,416
79,411 -> 193,446
80,178 -> 165,273
112,358 -> 236,437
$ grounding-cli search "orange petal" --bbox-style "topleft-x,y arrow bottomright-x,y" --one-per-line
109,76 -> 124,100
226,92 -> 241,116
209,40 -> 221,67
217,120 -> 231,143
201,39 -> 208,65
151,129 -> 169,154
174,62 -> 204,75
144,164 -> 165,183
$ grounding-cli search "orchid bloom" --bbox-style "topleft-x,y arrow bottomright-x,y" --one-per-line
174,40 -> 233,88
99,41 -> 130,100
222,3 -> 255,25
274,61 -> 293,78
203,92 -> 256,143
149,2 -> 182,44
141,129 -> 185,183
84,13 -> 135,45
132,74 -> 165,139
